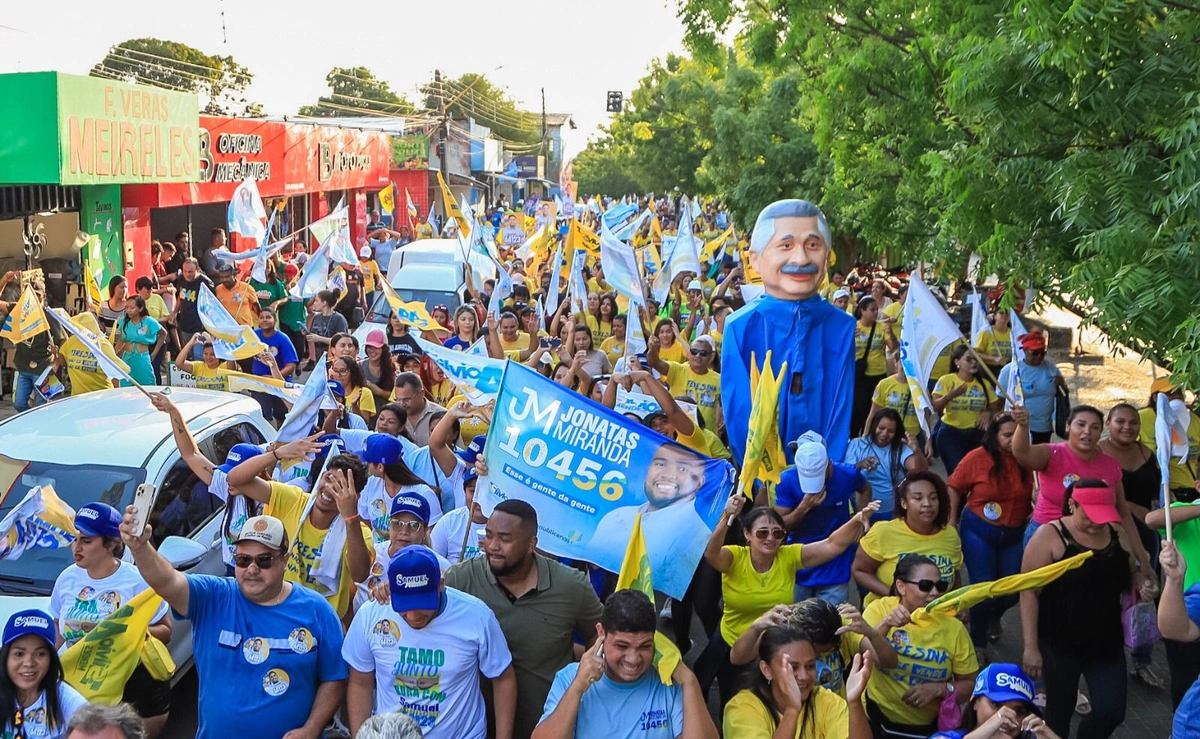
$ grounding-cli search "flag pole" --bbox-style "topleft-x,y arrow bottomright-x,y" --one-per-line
966,344 -> 1012,405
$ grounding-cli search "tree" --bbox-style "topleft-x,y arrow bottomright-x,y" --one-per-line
91,38 -> 261,116
573,136 -> 641,196
299,67 -> 415,117
421,72 -> 541,146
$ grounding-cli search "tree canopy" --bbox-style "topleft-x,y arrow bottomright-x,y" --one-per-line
299,67 -> 416,117
91,38 -> 261,116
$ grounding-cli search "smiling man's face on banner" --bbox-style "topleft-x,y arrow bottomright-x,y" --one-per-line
643,445 -> 706,509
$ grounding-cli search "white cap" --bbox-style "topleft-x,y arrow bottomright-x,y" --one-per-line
686,279 -> 703,292
832,288 -> 850,301
236,515 -> 287,549
359,246 -> 372,258
794,441 -> 829,495
788,429 -> 825,451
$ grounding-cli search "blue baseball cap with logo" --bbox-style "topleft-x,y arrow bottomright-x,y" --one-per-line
389,492 -> 431,524
456,434 -> 487,465
364,434 -> 404,465
74,502 -> 122,538
217,443 -> 265,474
3,609 -> 56,648
388,546 -> 442,613
327,379 -> 346,398
972,663 -> 1037,706
463,467 -> 478,484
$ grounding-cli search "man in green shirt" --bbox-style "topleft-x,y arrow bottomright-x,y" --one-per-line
445,499 -> 603,739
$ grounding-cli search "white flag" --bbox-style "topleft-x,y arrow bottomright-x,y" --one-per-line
969,288 -> 992,346
600,218 -> 644,305
898,270 -> 964,436
1010,309 -> 1029,361
276,356 -> 330,443
228,179 -> 267,242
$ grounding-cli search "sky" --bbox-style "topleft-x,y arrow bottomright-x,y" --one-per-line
0,0 -> 690,160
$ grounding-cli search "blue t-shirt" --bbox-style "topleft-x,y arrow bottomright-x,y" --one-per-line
373,238 -> 397,274
443,336 -> 471,352
929,732 -> 966,739
253,329 -> 300,378
843,437 -> 913,517
997,360 -> 1060,433
540,662 -> 684,738
177,575 -> 348,739
775,462 -> 866,587
1173,584 -> 1200,737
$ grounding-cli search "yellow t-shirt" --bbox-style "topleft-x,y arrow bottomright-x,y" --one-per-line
346,386 -> 377,419
819,631 -> 866,697
449,393 -> 491,447
266,482 -> 374,618
974,328 -> 1012,364
859,519 -> 962,606
657,340 -> 687,365
361,259 -> 383,294
863,596 -> 978,726
881,301 -> 903,333
187,361 -> 233,392
144,293 -> 169,322
870,375 -> 920,436
676,425 -> 732,460
723,687 -> 848,739
584,314 -> 614,343
720,544 -> 805,644
415,223 -> 434,239
931,341 -> 962,379
600,336 -> 625,366
933,374 -> 996,430
499,332 -> 531,360
62,336 -> 120,395
854,321 -> 888,376
665,362 -> 721,431
427,379 -> 455,407
1140,407 -> 1200,490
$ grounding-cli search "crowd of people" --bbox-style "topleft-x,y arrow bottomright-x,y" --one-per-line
4,192 -> 1200,739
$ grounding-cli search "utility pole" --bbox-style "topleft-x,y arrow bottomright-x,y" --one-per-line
436,69 -> 449,188
541,87 -> 548,163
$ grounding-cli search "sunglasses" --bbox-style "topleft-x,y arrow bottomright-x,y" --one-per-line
690,348 -> 712,358
389,519 -> 424,532
234,553 -> 280,570
752,528 -> 786,541
1028,349 -> 1046,356
899,578 -> 950,594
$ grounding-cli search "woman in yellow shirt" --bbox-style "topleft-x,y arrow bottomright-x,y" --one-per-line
585,294 -> 618,343
973,309 -> 1013,371
852,471 -> 963,605
331,355 -> 377,424
697,498 -> 876,705
862,554 -> 978,735
653,318 -> 688,364
175,332 -> 235,391
866,363 -> 921,440
852,297 -> 897,437
724,624 -> 872,739
599,314 -> 627,366
931,345 -> 1001,475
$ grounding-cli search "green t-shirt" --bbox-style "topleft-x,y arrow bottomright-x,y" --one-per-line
251,278 -> 303,331
1159,502 -> 1200,591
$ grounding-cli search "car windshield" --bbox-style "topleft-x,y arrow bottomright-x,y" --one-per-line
0,456 -> 145,593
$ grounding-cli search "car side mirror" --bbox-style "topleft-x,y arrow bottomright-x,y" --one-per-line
159,536 -> 209,570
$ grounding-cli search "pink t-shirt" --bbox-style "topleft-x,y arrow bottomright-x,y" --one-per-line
1033,443 -> 1124,524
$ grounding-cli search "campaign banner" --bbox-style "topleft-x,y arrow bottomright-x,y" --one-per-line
415,337 -> 503,405
479,362 -> 735,598
614,385 -> 698,424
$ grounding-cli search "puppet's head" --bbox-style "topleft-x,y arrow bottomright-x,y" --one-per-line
748,199 -> 831,301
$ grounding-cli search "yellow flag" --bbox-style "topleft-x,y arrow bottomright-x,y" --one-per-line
84,264 -> 103,305
740,239 -> 763,284
701,226 -> 735,263
616,513 -> 683,685
573,220 -> 601,261
651,214 -> 663,241
435,172 -> 468,235
641,244 -> 662,279
62,588 -> 164,703
740,352 -> 788,496
921,551 -> 1094,620
380,281 -> 448,332
378,183 -> 396,215
0,286 -> 49,343
226,371 -> 303,402
405,188 -> 419,220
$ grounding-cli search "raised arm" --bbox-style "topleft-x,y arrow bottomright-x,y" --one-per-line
795,503 -> 879,568
227,434 -> 324,503
630,369 -> 694,437
703,496 -> 744,572
1010,405 -> 1051,470
119,506 -> 190,617
644,334 -> 670,376
429,401 -> 471,475
152,393 -> 214,484
1159,541 -> 1200,642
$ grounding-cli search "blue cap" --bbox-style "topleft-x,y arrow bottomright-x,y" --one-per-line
217,443 -> 265,474
972,663 -> 1036,704
455,434 -> 487,465
74,502 -> 122,538
463,467 -> 478,484
389,492 -> 431,524
3,609 -> 56,648
327,379 -> 345,397
387,546 -> 442,613
364,434 -> 404,465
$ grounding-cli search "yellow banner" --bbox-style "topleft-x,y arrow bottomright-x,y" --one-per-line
921,551 -> 1094,619
0,286 -> 49,343
701,226 -> 735,263
62,588 -> 163,703
616,513 -> 683,684
378,183 -> 395,215
740,351 -> 788,493
436,172 -> 469,236
380,281 -> 448,332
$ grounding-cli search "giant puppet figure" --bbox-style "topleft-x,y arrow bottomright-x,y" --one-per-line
721,199 -> 856,462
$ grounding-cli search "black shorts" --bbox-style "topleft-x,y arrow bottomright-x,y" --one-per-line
121,663 -> 171,718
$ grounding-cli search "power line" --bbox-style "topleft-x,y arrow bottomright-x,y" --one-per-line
102,44 -> 252,81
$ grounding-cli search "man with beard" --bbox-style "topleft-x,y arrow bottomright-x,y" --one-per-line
444,499 -> 603,739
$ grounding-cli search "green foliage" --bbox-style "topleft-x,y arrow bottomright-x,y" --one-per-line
299,67 -> 415,117
574,136 -> 641,196
91,38 -> 261,116
421,73 -> 542,146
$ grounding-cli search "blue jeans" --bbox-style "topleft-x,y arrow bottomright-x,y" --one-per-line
794,581 -> 850,606
933,422 -> 982,477
13,371 -> 42,412
959,508 -> 1025,646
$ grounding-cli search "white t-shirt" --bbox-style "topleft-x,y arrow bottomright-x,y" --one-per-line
2,683 -> 88,739
430,507 -> 487,565
358,478 -> 444,543
406,446 -> 467,512
50,562 -> 169,647
207,469 -> 261,568
356,543 -> 451,612
342,589 -> 512,739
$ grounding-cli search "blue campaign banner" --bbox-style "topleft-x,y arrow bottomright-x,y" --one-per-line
479,362 -> 736,598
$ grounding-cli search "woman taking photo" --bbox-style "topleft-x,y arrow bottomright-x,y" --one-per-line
862,554 -> 978,737
853,471 -> 962,606
443,305 -> 481,351
947,413 -> 1033,651
331,355 -> 376,425
653,318 -> 687,364
50,503 -> 172,737
563,325 -> 611,378
930,663 -> 1059,739
360,329 -> 397,410
697,499 -> 878,705
723,624 -> 872,739
0,610 -> 88,739
99,275 -> 127,331
852,297 -> 896,437
1011,404 -> 1154,581
844,409 -> 927,523
1020,479 -> 1150,738
113,295 -> 165,387
932,345 -> 1000,475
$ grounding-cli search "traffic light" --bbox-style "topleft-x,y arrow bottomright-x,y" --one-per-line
606,91 -> 624,113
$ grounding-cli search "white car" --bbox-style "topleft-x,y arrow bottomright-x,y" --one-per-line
0,387 -> 275,680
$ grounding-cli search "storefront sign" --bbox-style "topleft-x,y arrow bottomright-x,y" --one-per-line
391,134 -> 429,170
79,185 -> 124,287
284,124 -> 390,193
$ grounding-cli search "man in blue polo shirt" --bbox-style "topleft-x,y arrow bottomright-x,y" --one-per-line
534,590 -> 716,739
773,431 -> 869,605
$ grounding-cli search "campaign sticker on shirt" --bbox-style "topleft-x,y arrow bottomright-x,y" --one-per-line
289,628 -> 315,654
890,629 -> 910,649
263,668 -> 290,696
243,637 -> 270,664
1062,473 -> 1080,489
24,706 -> 48,736
372,618 -> 401,648
983,502 -> 1003,521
